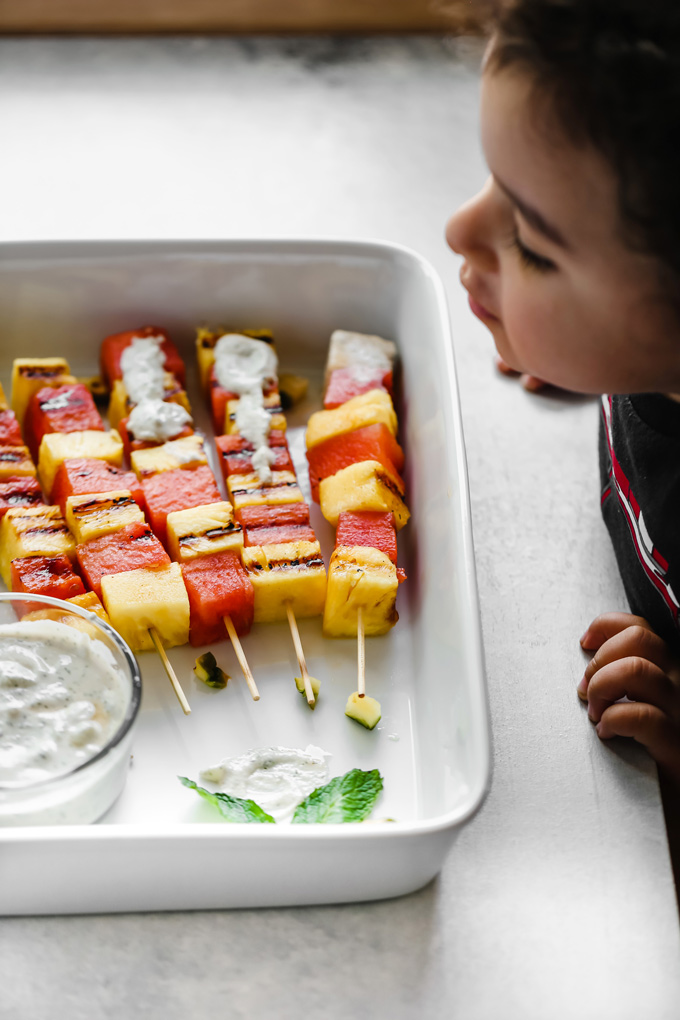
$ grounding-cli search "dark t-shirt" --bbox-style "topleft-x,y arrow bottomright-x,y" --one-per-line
599,393 -> 680,650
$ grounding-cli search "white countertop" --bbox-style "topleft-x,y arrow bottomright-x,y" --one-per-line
1,33 -> 679,1020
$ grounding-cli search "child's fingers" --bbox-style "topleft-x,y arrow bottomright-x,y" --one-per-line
596,702 -> 680,778
585,656 -> 678,724
520,374 -> 547,392
580,624 -> 674,691
579,611 -> 654,651
495,355 -> 518,376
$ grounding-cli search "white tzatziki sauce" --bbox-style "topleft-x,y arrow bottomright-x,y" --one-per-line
126,397 -> 193,443
120,335 -> 167,405
329,330 -> 394,386
200,744 -> 330,822
214,334 -> 278,483
0,619 -> 129,788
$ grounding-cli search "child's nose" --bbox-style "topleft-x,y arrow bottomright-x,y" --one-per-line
445,177 -> 499,274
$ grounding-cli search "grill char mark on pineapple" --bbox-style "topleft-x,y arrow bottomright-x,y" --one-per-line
69,494 -> 137,520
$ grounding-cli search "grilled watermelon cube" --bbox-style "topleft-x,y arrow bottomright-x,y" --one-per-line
0,446 -> 37,481
10,358 -> 74,424
51,457 -> 145,516
166,501 -> 243,561
181,550 -> 254,646
10,554 -> 86,600
77,520 -> 171,599
323,367 -> 393,409
319,460 -> 410,530
38,430 -> 124,498
65,489 -> 145,544
0,477 -> 43,519
235,502 -> 310,530
23,384 -> 104,462
100,325 -> 185,388
236,502 -> 315,545
323,545 -> 398,638
101,562 -> 190,651
241,540 -> 326,623
0,409 -> 23,447
141,465 -> 222,546
0,505 -> 76,588
306,423 -> 405,501
215,431 -> 293,478
305,389 -> 398,450
336,510 -> 398,563
244,523 -> 316,546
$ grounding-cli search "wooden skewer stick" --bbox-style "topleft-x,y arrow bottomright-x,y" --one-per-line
357,606 -> 366,699
223,615 -> 260,701
148,626 -> 191,715
285,601 -> 316,706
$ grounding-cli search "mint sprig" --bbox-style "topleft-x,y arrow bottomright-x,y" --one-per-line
291,768 -> 383,824
178,776 -> 275,824
179,767 -> 384,824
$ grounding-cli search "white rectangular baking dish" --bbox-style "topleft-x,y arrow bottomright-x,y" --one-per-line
0,238 -> 490,914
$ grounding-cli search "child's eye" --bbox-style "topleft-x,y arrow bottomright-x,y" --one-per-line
510,232 -> 556,273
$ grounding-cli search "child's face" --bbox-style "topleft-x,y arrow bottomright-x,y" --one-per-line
446,60 -> 680,394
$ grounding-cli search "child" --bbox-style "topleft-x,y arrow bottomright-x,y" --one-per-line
446,0 -> 680,785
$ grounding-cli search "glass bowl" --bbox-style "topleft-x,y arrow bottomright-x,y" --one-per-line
0,591 -> 142,826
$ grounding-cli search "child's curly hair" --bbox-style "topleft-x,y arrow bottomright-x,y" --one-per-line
487,0 -> 680,298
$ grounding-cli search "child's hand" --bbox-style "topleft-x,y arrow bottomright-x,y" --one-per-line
495,355 -> 547,392
578,612 -> 680,784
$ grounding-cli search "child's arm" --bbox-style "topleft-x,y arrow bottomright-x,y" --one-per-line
578,612 -> 680,785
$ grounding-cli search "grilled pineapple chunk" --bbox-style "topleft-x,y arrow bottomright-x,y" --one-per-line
196,326 -> 275,392
224,393 -> 286,436
108,373 -> 192,430
323,545 -> 398,638
130,434 -> 207,479
166,501 -> 243,561
65,489 -> 144,543
226,470 -> 303,509
0,505 -> 76,587
241,540 -> 327,623
101,562 -> 190,651
10,358 -> 74,424
0,382 -> 7,411
305,389 -> 398,449
319,460 -> 409,530
0,445 -> 38,480
38,429 -> 124,497
279,373 -> 309,409
67,590 -> 111,623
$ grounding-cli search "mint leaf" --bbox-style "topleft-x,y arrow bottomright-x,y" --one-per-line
179,776 -> 275,824
291,768 -> 383,824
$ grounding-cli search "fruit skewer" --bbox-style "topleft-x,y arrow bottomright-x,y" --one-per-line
305,330 -> 410,728
113,331 -> 261,701
4,360 -> 194,713
199,327 -> 326,707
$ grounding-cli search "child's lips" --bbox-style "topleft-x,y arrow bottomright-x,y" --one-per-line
467,293 -> 499,323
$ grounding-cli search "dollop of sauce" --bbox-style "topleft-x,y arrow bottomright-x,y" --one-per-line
214,334 -> 278,483
0,619 -> 129,788
330,330 -> 394,385
120,335 -> 167,405
126,398 -> 193,442
199,744 -> 330,823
